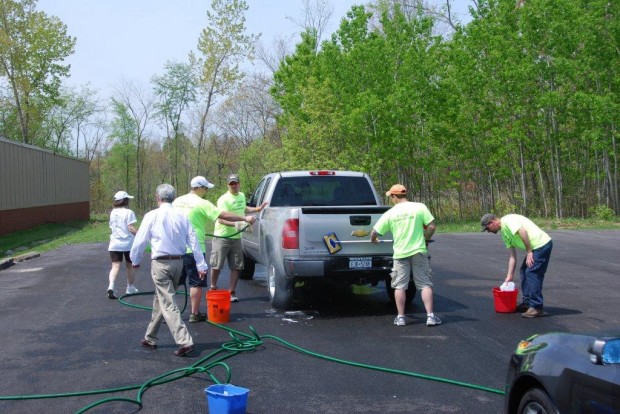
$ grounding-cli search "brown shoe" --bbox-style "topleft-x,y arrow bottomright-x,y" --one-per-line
522,307 -> 543,318
188,313 -> 206,323
140,339 -> 157,349
174,344 -> 193,357
516,303 -> 529,313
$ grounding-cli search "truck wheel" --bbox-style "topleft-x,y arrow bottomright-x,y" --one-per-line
268,253 -> 294,309
385,274 -> 417,304
239,256 -> 255,280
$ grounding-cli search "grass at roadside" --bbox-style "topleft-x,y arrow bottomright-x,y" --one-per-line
1,215 -> 110,258
439,217 -> 620,233
1,215 -> 618,259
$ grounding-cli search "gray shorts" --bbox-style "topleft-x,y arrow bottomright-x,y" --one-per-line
391,252 -> 433,290
209,237 -> 244,270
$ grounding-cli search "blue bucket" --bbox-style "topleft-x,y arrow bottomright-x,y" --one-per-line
205,384 -> 249,414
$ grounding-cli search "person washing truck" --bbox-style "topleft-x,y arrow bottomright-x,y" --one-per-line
173,176 -> 256,322
370,184 -> 441,327
209,173 -> 268,303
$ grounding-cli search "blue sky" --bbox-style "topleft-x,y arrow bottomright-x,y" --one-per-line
37,0 -> 471,98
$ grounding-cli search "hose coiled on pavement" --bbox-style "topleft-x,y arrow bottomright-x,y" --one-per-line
0,317 -> 504,413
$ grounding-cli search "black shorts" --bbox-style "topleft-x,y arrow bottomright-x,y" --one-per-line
109,251 -> 131,263
179,253 -> 208,288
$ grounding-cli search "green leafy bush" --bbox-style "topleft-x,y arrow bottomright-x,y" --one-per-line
588,205 -> 615,221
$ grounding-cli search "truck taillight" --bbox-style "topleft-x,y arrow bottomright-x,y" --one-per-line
282,218 -> 299,249
309,170 -> 335,175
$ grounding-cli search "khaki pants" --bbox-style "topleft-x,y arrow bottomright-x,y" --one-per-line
144,259 -> 193,347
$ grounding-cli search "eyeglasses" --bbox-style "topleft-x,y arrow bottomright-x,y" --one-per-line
228,182 -> 239,185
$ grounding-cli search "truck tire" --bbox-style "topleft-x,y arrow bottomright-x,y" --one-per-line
385,274 -> 417,304
239,256 -> 255,280
268,253 -> 294,309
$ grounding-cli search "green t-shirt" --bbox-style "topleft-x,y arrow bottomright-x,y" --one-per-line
500,214 -> 551,251
373,201 -> 434,259
214,191 -> 246,239
172,193 -> 222,253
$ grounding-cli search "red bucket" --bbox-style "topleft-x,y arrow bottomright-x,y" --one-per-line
492,287 -> 518,313
206,290 -> 231,323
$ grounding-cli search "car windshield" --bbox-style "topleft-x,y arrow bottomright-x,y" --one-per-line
270,176 -> 378,207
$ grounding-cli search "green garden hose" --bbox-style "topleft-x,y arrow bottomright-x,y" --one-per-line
118,285 -> 189,311
205,223 -> 251,239
0,314 -> 505,413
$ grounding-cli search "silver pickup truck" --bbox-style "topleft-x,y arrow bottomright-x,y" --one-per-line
241,170 -> 416,309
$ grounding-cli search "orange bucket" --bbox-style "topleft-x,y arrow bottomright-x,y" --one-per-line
206,290 -> 231,323
492,287 -> 518,313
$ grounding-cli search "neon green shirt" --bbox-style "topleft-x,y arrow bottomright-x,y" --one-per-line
500,214 -> 551,250
214,191 -> 246,239
373,201 -> 434,259
172,193 -> 222,253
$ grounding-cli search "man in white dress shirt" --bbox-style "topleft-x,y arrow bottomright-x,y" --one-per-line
130,184 -> 207,357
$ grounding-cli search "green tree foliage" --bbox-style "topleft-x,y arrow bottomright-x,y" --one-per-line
152,60 -> 197,188
0,0 -> 75,145
191,0 -> 259,170
109,81 -> 155,209
270,0 -> 619,219
5,0 -> 617,222
43,85 -> 98,156
108,98 -> 137,194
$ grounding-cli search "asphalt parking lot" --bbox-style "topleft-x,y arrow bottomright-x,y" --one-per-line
0,229 -> 618,413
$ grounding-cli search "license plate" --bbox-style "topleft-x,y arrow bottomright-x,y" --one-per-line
349,257 -> 372,269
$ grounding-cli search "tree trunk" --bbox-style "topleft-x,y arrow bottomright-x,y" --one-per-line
518,140 -> 527,212
536,158 -> 548,217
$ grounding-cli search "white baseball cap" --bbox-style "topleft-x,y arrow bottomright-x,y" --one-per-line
114,191 -> 134,201
190,176 -> 214,189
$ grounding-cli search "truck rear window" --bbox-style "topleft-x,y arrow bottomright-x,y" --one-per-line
270,176 -> 378,207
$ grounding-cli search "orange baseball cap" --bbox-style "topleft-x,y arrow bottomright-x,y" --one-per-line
385,184 -> 407,196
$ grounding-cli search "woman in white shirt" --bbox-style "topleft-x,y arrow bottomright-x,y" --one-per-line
107,191 -> 139,299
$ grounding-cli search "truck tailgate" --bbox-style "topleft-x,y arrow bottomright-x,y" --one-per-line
298,206 -> 392,256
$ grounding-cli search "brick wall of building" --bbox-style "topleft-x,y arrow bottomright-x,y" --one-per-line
0,201 -> 90,236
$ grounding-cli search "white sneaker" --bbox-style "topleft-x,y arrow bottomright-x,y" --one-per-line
393,316 -> 406,326
230,293 -> 239,302
426,315 -> 442,326
126,285 -> 139,295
